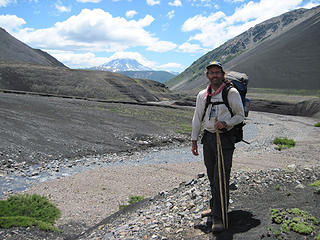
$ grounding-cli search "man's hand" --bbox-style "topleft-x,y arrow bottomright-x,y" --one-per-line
214,120 -> 227,130
192,140 -> 199,156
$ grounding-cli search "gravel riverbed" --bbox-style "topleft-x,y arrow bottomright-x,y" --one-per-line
0,111 -> 319,239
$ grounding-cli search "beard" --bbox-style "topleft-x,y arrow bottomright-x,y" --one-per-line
209,76 -> 224,88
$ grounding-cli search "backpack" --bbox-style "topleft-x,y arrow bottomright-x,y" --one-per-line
225,71 -> 250,118
201,71 -> 250,144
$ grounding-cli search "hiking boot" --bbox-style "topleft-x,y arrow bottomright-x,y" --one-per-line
201,208 -> 212,217
212,217 -> 224,232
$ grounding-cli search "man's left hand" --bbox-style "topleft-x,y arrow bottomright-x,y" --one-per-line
215,121 -> 227,130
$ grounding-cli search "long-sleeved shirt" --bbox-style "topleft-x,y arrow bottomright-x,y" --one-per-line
191,86 -> 245,141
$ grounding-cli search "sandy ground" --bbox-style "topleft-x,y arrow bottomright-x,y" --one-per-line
22,111 -> 320,229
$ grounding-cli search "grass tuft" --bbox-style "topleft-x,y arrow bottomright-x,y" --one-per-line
119,195 -> 144,210
270,208 -> 319,238
308,180 -> 320,188
0,194 -> 61,232
273,137 -> 296,150
314,122 -> 320,127
274,184 -> 281,191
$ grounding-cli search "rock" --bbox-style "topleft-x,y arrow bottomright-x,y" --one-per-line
198,173 -> 205,178
295,183 -> 305,189
229,182 -> 238,190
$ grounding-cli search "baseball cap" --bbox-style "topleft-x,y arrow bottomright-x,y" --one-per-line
206,61 -> 223,69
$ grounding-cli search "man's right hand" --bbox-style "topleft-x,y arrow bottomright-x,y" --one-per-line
192,140 -> 199,156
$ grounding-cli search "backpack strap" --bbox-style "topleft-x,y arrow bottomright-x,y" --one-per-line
201,87 -> 225,122
201,94 -> 211,122
222,85 -> 234,117
201,84 -> 234,122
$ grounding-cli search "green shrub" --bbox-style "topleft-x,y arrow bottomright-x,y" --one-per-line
289,221 -> 314,235
314,122 -> 320,127
270,208 -> 319,238
127,195 -> 144,204
119,195 -> 144,210
308,180 -> 320,188
274,184 -> 281,190
0,194 -> 61,231
273,137 -> 296,150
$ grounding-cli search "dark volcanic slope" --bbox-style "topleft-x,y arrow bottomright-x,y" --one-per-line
169,6 -> 320,92
0,92 -> 189,165
0,63 -> 175,102
0,28 -> 65,67
225,11 -> 320,89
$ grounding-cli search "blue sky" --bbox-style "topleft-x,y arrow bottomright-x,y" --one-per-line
0,0 -> 319,72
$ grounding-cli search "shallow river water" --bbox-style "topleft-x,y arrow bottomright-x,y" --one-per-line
0,123 -> 258,198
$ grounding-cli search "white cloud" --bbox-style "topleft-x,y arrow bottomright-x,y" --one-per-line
158,62 -> 183,70
0,14 -> 26,32
178,42 -> 206,53
47,50 -> 106,68
52,50 -> 160,71
146,0 -> 160,6
167,10 -> 175,19
0,0 -> 16,7
146,40 -> 176,52
225,0 -> 302,26
12,9 -> 176,53
228,0 -> 245,2
106,51 -> 156,68
55,1 -> 72,13
301,0 -> 320,8
182,11 -> 227,48
76,0 -> 101,3
126,10 -> 137,18
182,0 -> 306,49
188,0 -> 215,8
46,50 -> 158,70
168,0 -> 182,7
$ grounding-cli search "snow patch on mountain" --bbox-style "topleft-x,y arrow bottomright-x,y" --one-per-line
90,58 -> 153,72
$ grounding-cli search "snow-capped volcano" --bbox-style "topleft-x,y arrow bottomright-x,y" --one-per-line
91,58 -> 153,72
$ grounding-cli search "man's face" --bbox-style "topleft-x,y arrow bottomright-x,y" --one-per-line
206,66 -> 224,87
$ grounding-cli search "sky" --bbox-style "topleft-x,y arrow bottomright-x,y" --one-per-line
0,0 -> 319,73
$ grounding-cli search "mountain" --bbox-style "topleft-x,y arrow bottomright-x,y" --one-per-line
167,6 -> 320,93
224,8 -> 320,90
0,29 -> 178,102
90,58 -> 152,72
90,58 -> 176,83
0,27 -> 66,67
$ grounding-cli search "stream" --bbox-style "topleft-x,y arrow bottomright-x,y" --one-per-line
0,123 -> 258,198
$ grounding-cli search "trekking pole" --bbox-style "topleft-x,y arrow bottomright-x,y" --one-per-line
216,129 -> 229,230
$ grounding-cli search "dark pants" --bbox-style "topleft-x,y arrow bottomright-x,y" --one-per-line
202,130 -> 234,219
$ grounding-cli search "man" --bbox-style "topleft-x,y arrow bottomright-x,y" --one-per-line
191,61 -> 244,232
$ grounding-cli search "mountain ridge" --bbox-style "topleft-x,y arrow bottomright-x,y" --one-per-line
90,58 -> 152,72
0,28 -> 66,67
167,6 -> 320,92
0,29 -> 179,102
224,10 -> 320,89
89,58 -> 176,83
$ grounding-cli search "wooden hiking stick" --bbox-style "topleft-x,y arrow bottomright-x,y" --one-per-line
216,130 -> 229,230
